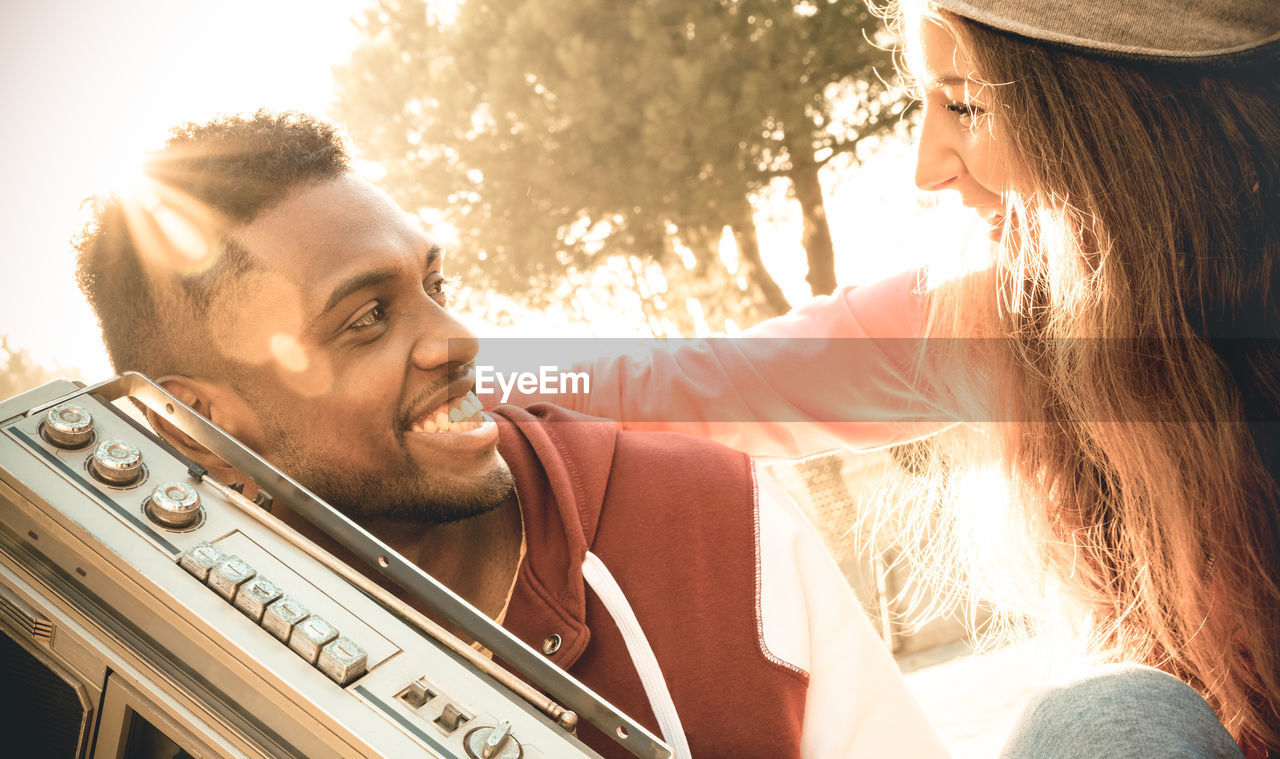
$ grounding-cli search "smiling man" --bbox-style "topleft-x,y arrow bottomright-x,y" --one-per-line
74,111 -> 946,759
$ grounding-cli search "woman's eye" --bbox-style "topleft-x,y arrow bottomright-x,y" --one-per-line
945,102 -> 985,124
348,303 -> 388,331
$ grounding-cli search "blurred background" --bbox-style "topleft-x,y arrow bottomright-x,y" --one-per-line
0,2 -> 1050,755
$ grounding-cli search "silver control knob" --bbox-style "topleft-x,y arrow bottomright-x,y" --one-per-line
465,721 -> 521,759
91,440 -> 143,485
147,481 -> 202,529
44,404 -> 94,448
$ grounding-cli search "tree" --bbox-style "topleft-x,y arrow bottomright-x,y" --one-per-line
334,0 -> 909,320
0,337 -> 66,402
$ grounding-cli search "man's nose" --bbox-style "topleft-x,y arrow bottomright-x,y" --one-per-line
914,105 -> 964,192
409,303 -> 480,372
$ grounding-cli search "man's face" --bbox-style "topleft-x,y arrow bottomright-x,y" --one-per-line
209,173 -> 513,522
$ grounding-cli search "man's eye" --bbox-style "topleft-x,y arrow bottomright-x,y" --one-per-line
426,275 -> 459,303
348,303 -> 388,331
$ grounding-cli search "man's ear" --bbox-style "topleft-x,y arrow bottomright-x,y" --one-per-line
146,375 -> 265,478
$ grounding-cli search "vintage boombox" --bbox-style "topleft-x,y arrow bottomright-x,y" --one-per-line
0,373 -> 670,759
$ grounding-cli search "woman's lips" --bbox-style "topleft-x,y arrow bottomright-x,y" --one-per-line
966,203 -> 1005,242
986,213 -> 1006,241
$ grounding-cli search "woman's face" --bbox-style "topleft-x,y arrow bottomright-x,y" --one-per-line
910,15 -> 1019,241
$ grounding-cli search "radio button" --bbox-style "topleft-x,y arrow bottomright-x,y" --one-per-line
179,542 -> 224,581
44,404 -> 94,448
207,556 -> 256,601
400,677 -> 436,708
91,440 -> 143,485
288,615 -> 338,664
233,576 -> 283,622
435,703 -> 471,733
263,596 -> 310,642
147,481 -> 202,529
318,635 -> 368,685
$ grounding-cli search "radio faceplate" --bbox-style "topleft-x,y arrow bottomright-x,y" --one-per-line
0,376 -> 664,759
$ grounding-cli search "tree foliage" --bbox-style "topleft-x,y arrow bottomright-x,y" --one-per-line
335,0 -> 908,321
0,337 -> 67,402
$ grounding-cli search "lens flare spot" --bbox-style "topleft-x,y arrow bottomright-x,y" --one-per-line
210,272 -> 304,367
120,177 -> 225,276
152,204 -> 213,265
268,333 -> 309,373
277,349 -> 334,398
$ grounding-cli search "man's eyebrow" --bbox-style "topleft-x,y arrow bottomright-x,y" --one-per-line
317,245 -> 443,318
319,269 -> 397,318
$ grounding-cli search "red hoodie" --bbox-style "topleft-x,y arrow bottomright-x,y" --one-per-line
275,402 -> 946,758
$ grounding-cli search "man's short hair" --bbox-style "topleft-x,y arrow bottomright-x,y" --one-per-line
75,110 -> 351,379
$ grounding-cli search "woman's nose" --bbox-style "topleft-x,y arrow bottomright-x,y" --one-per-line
914,105 -> 965,192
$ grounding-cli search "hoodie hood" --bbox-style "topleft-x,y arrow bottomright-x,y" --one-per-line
490,402 -> 617,665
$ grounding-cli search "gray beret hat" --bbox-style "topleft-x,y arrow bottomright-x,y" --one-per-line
933,0 -> 1280,62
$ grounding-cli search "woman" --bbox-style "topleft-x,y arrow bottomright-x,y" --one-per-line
491,0 -> 1280,754
889,2 -> 1280,755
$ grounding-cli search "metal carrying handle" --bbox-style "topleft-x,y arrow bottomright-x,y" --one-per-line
30,372 -> 670,759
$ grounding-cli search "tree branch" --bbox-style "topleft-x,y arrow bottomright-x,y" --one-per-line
814,136 -> 865,169
752,135 -> 866,181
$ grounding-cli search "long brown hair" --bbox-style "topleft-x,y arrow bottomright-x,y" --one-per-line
899,6 -> 1280,745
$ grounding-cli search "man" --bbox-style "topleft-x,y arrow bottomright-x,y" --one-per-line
76,111 -> 946,758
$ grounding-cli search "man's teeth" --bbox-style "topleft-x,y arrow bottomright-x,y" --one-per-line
412,391 -> 485,433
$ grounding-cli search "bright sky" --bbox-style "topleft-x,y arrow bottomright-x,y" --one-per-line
0,0 -> 368,379
0,0 -> 983,386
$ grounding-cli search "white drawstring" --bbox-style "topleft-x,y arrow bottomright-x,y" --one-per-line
580,551 -> 692,759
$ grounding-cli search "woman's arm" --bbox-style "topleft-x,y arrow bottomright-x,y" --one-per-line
481,269 -> 958,458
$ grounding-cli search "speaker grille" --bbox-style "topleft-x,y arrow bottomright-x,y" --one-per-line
0,631 -> 86,758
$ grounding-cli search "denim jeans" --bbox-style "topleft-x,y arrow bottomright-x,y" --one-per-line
1000,663 -> 1243,758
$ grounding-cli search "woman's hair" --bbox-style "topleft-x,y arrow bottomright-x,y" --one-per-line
896,4 -> 1280,745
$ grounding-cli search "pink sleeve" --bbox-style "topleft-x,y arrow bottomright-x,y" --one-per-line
482,269 -> 956,459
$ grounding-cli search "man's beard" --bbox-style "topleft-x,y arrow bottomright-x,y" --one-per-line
262,433 -> 516,525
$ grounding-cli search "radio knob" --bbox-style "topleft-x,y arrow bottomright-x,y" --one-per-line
147,481 -> 202,529
44,404 -> 94,448
465,721 -> 522,759
91,440 -> 143,485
